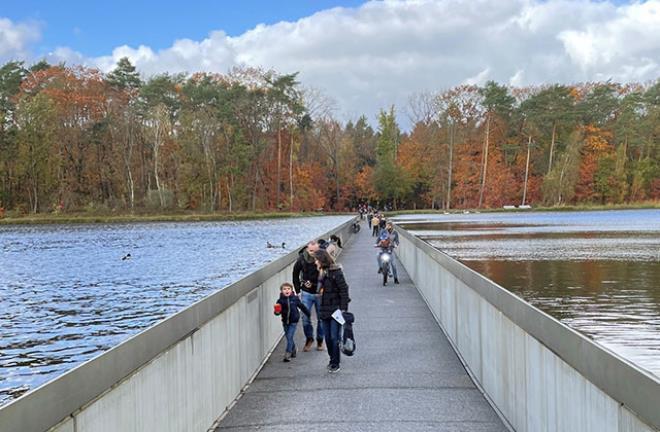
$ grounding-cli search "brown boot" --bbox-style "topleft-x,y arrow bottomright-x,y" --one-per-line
317,340 -> 325,351
303,339 -> 314,352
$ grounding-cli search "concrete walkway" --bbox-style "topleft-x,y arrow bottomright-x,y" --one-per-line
214,223 -> 507,432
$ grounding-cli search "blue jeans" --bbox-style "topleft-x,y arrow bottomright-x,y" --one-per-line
283,323 -> 297,354
322,318 -> 342,367
377,251 -> 398,279
301,291 -> 324,342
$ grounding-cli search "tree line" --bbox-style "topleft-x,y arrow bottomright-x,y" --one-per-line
0,58 -> 657,215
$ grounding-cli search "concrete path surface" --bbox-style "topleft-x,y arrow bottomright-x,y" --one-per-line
214,222 -> 507,431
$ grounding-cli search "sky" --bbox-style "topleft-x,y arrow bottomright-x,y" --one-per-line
1,0 -> 659,128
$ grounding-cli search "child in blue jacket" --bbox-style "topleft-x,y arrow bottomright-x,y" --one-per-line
274,282 -> 311,362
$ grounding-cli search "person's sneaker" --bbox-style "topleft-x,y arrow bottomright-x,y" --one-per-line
328,364 -> 341,373
303,339 -> 314,352
291,347 -> 297,358
377,268 -> 382,274
394,278 -> 400,284
317,340 -> 325,351
283,353 -> 291,362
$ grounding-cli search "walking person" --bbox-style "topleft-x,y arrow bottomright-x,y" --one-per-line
293,240 -> 325,351
371,213 -> 380,237
314,249 -> 351,373
274,282 -> 311,362
325,234 -> 343,259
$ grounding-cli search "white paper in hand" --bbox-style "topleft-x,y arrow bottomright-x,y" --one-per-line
332,309 -> 345,325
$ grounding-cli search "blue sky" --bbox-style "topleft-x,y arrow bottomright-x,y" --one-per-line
1,0 -> 366,57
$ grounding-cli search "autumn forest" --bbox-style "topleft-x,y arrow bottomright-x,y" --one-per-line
0,58 -> 658,215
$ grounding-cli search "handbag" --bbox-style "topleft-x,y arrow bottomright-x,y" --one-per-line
340,311 -> 355,356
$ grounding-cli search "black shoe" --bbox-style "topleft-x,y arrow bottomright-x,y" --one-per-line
283,353 -> 291,362
328,364 -> 341,373
377,268 -> 382,274
291,347 -> 297,358
394,278 -> 399,284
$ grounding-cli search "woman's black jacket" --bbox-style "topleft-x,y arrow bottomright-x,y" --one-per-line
319,264 -> 351,320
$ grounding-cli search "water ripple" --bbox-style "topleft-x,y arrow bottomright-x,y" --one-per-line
400,210 -> 660,377
0,216 -> 351,405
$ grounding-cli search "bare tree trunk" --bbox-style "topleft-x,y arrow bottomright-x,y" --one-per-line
446,121 -> 454,209
202,131 -> 216,211
276,128 -> 281,210
124,122 -> 135,210
153,120 -> 165,208
289,132 -> 294,210
228,175 -> 233,213
548,122 -> 557,175
522,135 -> 531,206
32,183 -> 38,213
478,114 -> 491,208
335,164 -> 340,210
618,136 -> 628,174
557,152 -> 571,205
252,167 -> 259,211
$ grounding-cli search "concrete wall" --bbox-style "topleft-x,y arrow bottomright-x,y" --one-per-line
395,224 -> 659,432
0,218 -> 357,432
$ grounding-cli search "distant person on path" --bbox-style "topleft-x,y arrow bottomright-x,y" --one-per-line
378,215 -> 387,237
315,249 -> 351,373
274,282 -> 310,362
371,214 -> 380,237
325,234 -> 343,259
293,240 -> 325,351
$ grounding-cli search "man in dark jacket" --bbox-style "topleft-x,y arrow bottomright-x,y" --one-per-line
292,240 -> 324,351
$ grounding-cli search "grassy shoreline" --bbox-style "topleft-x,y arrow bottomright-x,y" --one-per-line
0,211 -> 331,225
386,201 -> 659,216
0,202 -> 657,225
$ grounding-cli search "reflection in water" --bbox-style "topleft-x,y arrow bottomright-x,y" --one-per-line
465,260 -> 660,376
0,216 -> 352,405
401,209 -> 660,377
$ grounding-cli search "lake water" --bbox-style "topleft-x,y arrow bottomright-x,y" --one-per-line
396,209 -> 660,377
0,215 -> 352,405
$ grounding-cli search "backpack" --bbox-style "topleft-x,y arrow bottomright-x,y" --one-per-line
340,312 -> 356,356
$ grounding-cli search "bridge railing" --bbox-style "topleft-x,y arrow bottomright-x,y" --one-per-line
0,217 -> 358,432
395,223 -> 659,432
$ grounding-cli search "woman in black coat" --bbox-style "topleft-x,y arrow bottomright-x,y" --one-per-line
314,249 -> 350,373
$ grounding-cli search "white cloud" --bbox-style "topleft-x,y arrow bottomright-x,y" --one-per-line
558,0 -> 660,79
0,18 -> 40,60
4,0 -> 660,128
